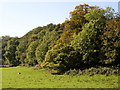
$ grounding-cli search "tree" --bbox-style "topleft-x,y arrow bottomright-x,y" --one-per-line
71,8 -> 107,65
44,45 -> 83,73
43,4 -> 105,72
16,37 -> 29,65
26,40 -> 39,66
35,24 -> 63,64
101,17 -> 120,65
4,37 -> 19,66
16,26 -> 42,65
2,36 -> 11,65
57,4 -> 96,45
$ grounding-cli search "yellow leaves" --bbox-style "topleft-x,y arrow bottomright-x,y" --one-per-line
105,50 -> 117,58
83,4 -> 89,6
31,34 -> 38,38
104,59 -> 113,64
75,4 -> 89,9
30,34 -> 38,41
93,50 -> 97,52
89,6 -> 99,9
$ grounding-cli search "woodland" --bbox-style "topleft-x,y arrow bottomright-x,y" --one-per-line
1,4 -> 120,75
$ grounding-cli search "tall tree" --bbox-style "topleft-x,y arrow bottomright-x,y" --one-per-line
4,37 -> 19,66
43,4 -> 101,72
2,36 -> 11,65
26,40 -> 39,66
101,17 -> 120,65
71,8 -> 109,65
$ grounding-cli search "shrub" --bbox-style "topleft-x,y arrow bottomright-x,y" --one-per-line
44,45 -> 83,73
64,67 -> 119,76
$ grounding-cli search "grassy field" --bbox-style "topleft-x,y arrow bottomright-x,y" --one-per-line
1,66 -> 119,88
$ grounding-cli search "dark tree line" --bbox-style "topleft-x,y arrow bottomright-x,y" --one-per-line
1,4 -> 120,73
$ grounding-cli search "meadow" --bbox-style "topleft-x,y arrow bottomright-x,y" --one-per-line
1,66 -> 119,88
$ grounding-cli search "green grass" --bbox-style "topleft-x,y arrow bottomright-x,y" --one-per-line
1,66 -> 119,88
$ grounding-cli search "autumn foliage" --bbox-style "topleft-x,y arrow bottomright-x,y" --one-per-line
2,4 -> 119,73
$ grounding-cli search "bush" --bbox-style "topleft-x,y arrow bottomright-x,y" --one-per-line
44,45 -> 83,73
65,69 -> 79,76
65,67 -> 119,76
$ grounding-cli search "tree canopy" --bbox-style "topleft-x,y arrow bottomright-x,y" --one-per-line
2,4 -> 119,73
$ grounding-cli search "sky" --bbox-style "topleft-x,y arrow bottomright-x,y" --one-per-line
0,0 -> 119,37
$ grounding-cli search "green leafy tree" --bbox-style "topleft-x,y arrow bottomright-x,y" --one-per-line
2,36 -> 11,65
35,24 -> 63,64
4,37 -> 19,66
35,41 -> 48,64
16,26 -> 42,65
43,4 -> 103,72
57,4 -> 99,45
71,7 -> 116,65
72,20 -> 101,65
101,17 -> 120,65
44,45 -> 83,73
26,40 -> 39,66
